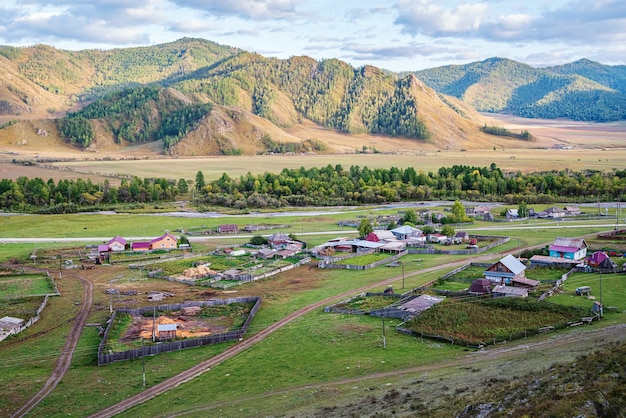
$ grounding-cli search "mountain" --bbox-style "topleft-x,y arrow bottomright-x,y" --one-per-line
0,38 -> 238,117
5,38 -> 625,157
415,57 -> 626,121
546,58 -> 626,94
0,40 -> 499,155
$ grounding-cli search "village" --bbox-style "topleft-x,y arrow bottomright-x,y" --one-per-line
5,202 -> 623,360
2,202 -> 625,360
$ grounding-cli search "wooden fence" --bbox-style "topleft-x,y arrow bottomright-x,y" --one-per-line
319,251 -> 408,270
0,295 -> 49,342
408,236 -> 509,256
97,297 -> 261,366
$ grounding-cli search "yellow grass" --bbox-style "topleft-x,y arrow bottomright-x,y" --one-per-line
0,114 -> 624,182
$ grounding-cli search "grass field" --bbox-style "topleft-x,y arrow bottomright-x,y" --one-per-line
0,213 -> 624,416
0,274 -> 56,298
33,147 -> 626,182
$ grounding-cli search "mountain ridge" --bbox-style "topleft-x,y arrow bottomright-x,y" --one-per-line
0,38 -> 623,156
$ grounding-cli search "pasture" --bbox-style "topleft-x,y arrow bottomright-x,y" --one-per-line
37,148 -> 626,182
0,274 -> 56,298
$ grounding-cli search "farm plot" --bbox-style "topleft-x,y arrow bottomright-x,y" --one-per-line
405,298 -> 587,346
104,302 -> 254,352
331,295 -> 397,313
335,253 -> 394,266
0,274 -> 57,298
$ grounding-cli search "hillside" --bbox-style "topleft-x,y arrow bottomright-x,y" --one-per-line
2,39 -> 623,157
415,57 -> 626,121
0,38 -> 238,121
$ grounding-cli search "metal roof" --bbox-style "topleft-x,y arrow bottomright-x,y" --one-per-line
499,254 -> 526,275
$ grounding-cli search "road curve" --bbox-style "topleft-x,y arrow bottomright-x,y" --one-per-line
10,268 -> 93,418
89,254 -> 494,418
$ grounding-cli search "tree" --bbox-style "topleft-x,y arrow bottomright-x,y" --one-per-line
195,171 -> 206,193
358,218 -> 373,238
441,224 -> 455,237
518,201 -> 528,218
177,178 -> 189,195
250,235 -> 268,246
402,208 -> 418,225
451,200 -> 465,219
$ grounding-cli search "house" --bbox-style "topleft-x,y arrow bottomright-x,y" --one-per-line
406,230 -> 426,245
483,254 -> 527,285
156,317 -> 177,340
149,232 -> 178,250
427,233 -> 448,244
131,241 -> 152,252
483,212 -> 495,222
369,230 -> 397,242
268,232 -> 290,250
505,209 -> 519,220
596,256 -> 618,272
541,207 -> 566,218
0,316 -> 24,332
254,248 -> 277,259
564,206 -> 582,216
454,231 -> 469,243
391,225 -> 421,240
132,232 -> 178,252
98,244 -> 110,259
529,255 -> 581,268
511,276 -> 540,289
549,237 -> 588,260
587,251 -> 609,267
469,278 -> 492,295
492,285 -> 528,298
218,224 -> 238,234
399,294 -> 444,315
107,236 -> 126,252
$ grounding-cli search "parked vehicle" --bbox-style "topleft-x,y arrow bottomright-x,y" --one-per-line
575,286 -> 591,295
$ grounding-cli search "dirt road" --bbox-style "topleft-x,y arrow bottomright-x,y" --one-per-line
9,268 -> 93,418
88,254 -> 497,418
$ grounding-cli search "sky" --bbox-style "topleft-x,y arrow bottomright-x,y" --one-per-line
1,0 -> 625,71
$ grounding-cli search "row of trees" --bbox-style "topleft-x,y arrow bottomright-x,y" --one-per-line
195,164 -> 626,209
2,163 -> 626,213
0,176 -> 188,213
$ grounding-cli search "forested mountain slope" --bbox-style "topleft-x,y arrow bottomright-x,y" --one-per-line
415,57 -> 626,121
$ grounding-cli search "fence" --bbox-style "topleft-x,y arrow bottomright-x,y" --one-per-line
408,236 -> 509,256
396,312 -> 600,349
319,251 -> 407,270
537,268 -> 574,301
0,295 -> 49,342
97,297 -> 261,366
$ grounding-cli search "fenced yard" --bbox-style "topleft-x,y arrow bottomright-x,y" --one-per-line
98,297 -> 261,365
0,273 -> 59,298
402,297 -> 591,347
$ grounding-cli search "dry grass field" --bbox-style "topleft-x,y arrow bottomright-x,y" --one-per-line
0,114 -> 624,182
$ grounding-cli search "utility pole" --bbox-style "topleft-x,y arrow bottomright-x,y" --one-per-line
600,271 -> 603,318
402,262 -> 405,290
152,307 -> 157,342
141,337 -> 146,387
382,315 -> 386,349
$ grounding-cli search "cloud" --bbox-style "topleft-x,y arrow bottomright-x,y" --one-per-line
341,41 -> 468,61
1,0 -> 162,44
394,0 -> 488,36
169,0 -> 299,20
394,0 -> 626,45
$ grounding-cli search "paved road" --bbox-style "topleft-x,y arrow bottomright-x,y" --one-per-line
8,267 -> 93,418
0,222 -> 622,244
